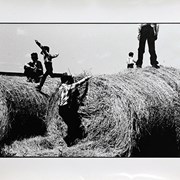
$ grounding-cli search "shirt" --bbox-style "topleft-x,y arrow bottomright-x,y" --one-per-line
58,76 -> 91,106
26,60 -> 43,71
138,23 -> 159,36
58,84 -> 72,106
43,53 -> 59,63
127,57 -> 135,64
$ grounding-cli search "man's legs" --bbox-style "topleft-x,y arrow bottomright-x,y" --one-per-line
136,37 -> 146,68
147,37 -> 159,68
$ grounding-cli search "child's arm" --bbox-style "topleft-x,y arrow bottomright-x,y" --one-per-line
133,58 -> 137,63
35,40 -> 50,56
71,76 -> 91,89
35,40 -> 43,49
24,62 -> 34,69
35,40 -> 59,59
35,40 -> 49,56
36,62 -> 43,72
51,54 -> 59,59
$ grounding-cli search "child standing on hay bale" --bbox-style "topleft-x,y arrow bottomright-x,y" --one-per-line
24,52 -> 43,83
35,40 -> 59,91
136,23 -> 160,69
58,73 -> 91,147
127,52 -> 136,68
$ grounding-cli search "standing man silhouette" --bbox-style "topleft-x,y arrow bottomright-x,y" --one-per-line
136,23 -> 160,68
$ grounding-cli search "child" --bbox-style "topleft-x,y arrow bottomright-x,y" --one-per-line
35,40 -> 59,91
127,52 -> 136,68
24,52 -> 43,83
58,74 -> 91,146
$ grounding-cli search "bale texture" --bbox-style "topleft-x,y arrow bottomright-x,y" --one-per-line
63,66 -> 180,157
0,75 -> 59,144
3,66 -> 180,157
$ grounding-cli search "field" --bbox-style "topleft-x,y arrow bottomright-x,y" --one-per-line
1,66 -> 180,157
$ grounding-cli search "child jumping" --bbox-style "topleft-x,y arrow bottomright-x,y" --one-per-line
35,40 -> 59,91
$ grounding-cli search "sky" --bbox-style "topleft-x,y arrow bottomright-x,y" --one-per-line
0,0 -> 180,179
1,23 -> 180,75
0,1 -> 180,75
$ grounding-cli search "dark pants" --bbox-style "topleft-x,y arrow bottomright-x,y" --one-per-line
24,66 -> 43,83
39,62 -> 54,87
59,104 -> 86,146
127,63 -> 134,68
136,25 -> 158,67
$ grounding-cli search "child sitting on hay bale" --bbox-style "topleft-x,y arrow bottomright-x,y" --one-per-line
24,52 -> 43,83
58,73 -> 91,146
35,40 -> 59,91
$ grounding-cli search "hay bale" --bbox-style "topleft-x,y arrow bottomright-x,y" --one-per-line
1,135 -> 65,157
60,66 -> 180,157
0,75 -> 59,144
4,66 -> 180,157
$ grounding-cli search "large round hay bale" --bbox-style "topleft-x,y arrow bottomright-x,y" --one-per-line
4,66 -> 180,157
0,75 -> 59,144
61,66 -> 180,157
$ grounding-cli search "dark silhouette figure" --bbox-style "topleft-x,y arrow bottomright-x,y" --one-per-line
127,52 -> 136,68
136,23 -> 160,68
58,74 -> 91,146
24,52 -> 43,83
35,40 -> 59,91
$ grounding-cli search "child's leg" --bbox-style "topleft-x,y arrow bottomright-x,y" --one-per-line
36,62 -> 52,89
38,71 -> 48,87
24,66 -> 33,80
45,62 -> 53,77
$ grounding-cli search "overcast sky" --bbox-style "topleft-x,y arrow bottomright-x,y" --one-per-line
1,23 -> 180,75
0,1 -> 180,75
0,1 -> 180,179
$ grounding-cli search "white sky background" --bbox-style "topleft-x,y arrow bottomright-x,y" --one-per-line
1,23 -> 180,75
0,0 -> 180,180
0,1 -> 180,75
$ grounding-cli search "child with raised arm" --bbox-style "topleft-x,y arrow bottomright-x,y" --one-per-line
35,40 -> 59,91
58,74 -> 91,146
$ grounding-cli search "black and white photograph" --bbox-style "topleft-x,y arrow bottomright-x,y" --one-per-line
1,22 -> 180,158
0,0 -> 180,179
